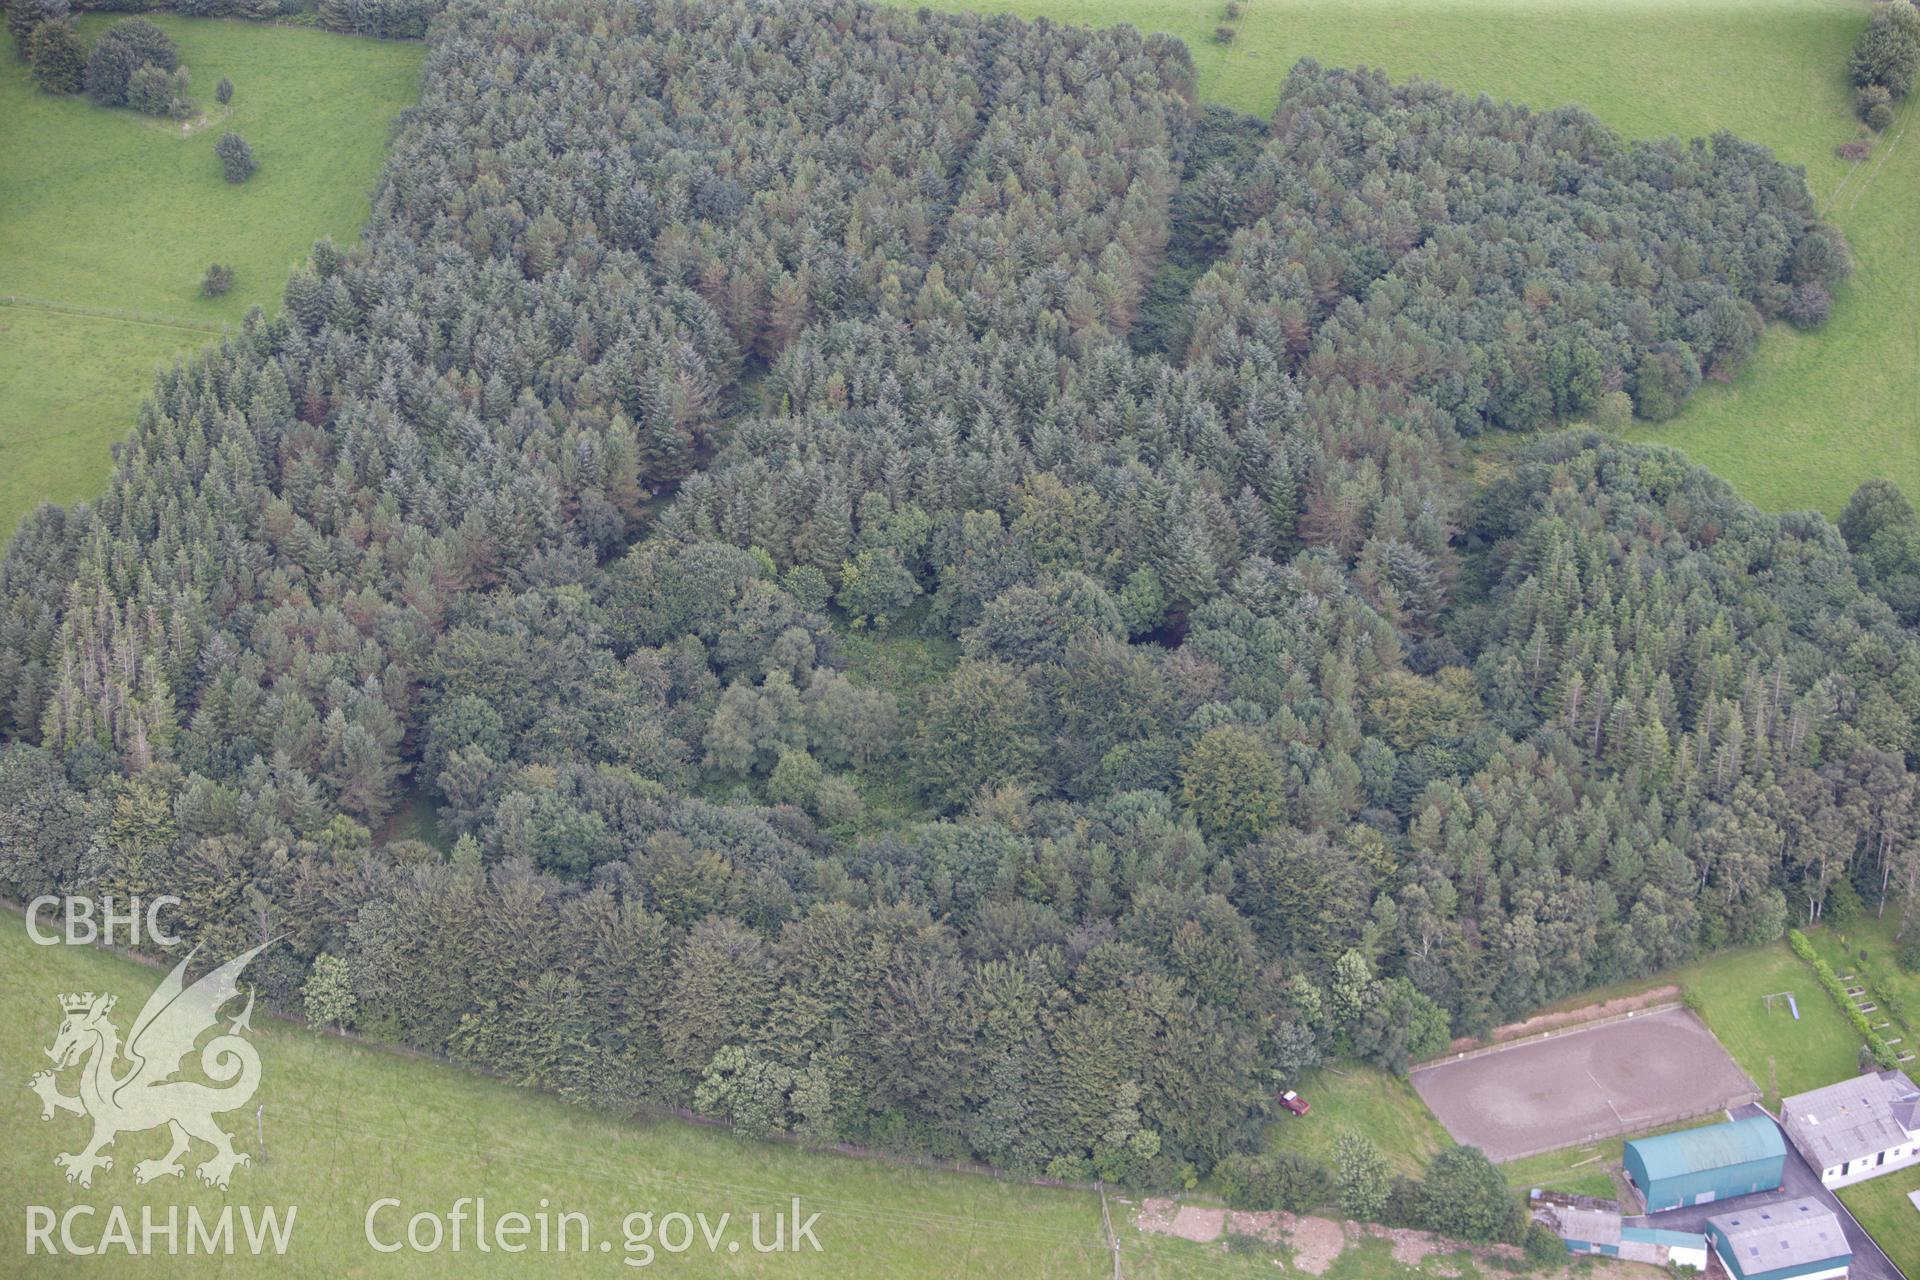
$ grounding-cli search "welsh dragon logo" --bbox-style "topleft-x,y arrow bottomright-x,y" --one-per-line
28,939 -> 273,1190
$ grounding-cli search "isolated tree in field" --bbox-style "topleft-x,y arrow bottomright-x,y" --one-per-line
1850,2 -> 1920,98
199,262 -> 233,296
215,130 -> 255,183
303,953 -> 357,1031
215,75 -> 232,105
1333,1130 -> 1390,1220
125,60 -> 191,117
81,16 -> 175,106
26,19 -> 83,94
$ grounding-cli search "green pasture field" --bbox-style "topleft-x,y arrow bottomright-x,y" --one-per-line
0,919 -> 1530,1279
0,306 -> 205,542
0,16 -> 422,539
1675,938 -> 1866,1106
0,918 -> 1116,1277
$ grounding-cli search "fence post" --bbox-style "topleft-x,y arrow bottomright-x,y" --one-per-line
1099,1180 -> 1121,1279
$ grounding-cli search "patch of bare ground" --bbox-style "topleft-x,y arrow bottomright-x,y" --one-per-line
1134,1198 -> 1229,1242
1138,1198 -> 1536,1275
1288,1216 -> 1347,1274
1382,1224 -> 1440,1266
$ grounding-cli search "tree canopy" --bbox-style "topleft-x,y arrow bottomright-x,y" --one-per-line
0,0 -> 1901,1189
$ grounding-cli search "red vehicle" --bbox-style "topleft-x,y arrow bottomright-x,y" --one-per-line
1279,1089 -> 1310,1117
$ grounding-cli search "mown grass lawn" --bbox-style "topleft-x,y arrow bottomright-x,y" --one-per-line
1674,939 -> 1866,1106
1838,1164 -> 1920,1280
914,0 -> 1912,518
0,16 -> 421,540
0,920 -> 1112,1277
1263,1063 -> 1452,1177
1500,1138 -> 1630,1201
1808,911 -> 1920,1051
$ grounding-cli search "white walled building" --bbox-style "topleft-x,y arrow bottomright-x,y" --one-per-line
1779,1070 -> 1920,1188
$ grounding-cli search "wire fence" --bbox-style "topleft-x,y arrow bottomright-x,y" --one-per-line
0,293 -> 226,335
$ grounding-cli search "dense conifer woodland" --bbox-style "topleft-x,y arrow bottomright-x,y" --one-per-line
1,0 -> 1907,1187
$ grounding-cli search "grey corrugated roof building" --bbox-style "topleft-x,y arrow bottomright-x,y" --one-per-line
1532,1190 -> 1710,1269
1705,1198 -> 1850,1280
1553,1204 -> 1621,1246
1779,1070 -> 1920,1184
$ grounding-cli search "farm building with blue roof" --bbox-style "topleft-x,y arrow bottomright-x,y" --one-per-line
1623,1115 -> 1785,1211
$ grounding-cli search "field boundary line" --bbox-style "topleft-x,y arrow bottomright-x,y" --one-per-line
1100,1181 -> 1123,1279
1413,999 -> 1689,1069
0,293 -> 225,336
